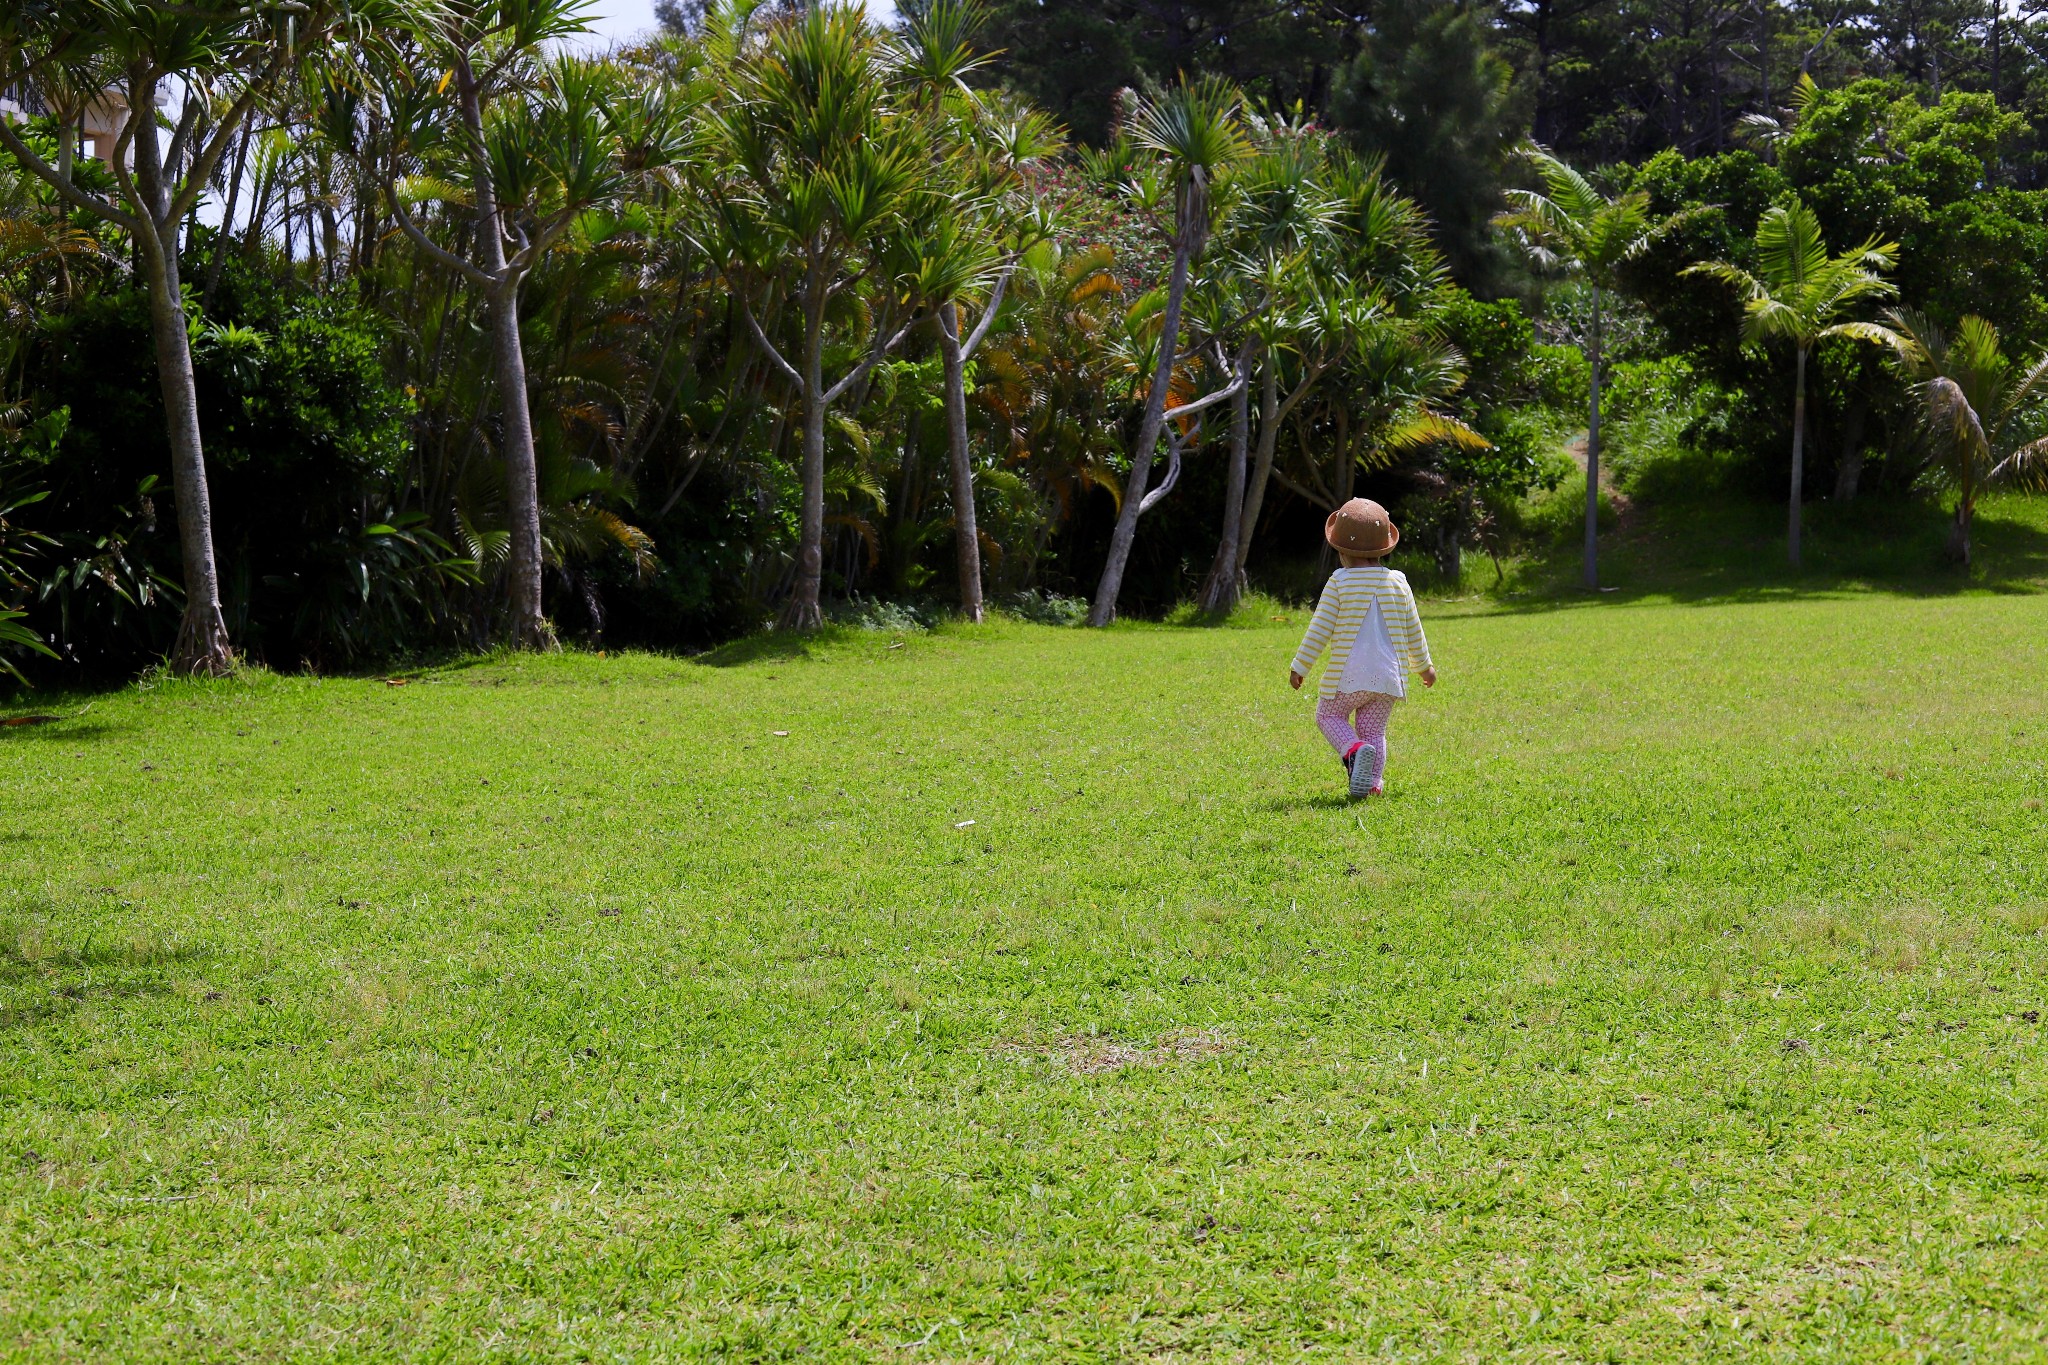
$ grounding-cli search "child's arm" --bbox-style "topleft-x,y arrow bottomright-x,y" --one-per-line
1394,574 -> 1436,686
1288,581 -> 1341,688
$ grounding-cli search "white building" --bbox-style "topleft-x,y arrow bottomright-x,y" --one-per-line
0,81 -> 142,166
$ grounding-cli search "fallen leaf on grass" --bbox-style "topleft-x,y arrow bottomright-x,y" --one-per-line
771,730 -> 789,737
954,819 -> 976,829
1,715 -> 58,727
384,678 -> 409,687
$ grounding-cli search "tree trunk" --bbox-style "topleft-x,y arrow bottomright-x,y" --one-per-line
142,227 -> 234,675
1789,345 -> 1807,568
890,403 -> 922,590
1232,356 -> 1280,581
204,114 -> 255,309
1088,181 -> 1198,627
487,282 -> 554,648
1198,343 -> 1253,614
1946,496 -> 1972,565
457,61 -> 552,649
1583,287 -> 1603,591
1436,521 -> 1462,582
937,302 -> 983,623
1833,396 -> 1867,502
782,285 -> 828,631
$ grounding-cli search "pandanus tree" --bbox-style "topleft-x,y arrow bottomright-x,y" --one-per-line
0,0 -> 397,673
1271,310 -> 1488,516
1494,146 -> 1694,590
1686,202 -> 1899,568
1882,311 -> 2048,565
1228,148 -> 1439,589
1194,125 -> 1343,614
378,0 -> 683,648
709,1 -> 927,630
898,1 -> 1060,622
1087,75 -> 1251,627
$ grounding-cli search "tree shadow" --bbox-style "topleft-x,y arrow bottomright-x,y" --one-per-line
0,720 -> 128,744
0,919 -> 207,1033
693,628 -> 854,668
1462,494 -> 2048,617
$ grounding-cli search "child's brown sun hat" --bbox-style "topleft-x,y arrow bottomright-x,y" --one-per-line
1325,498 -> 1399,557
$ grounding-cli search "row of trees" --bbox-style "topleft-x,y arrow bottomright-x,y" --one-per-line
2,0 -> 1519,678
1509,144 -> 2048,584
5,1 -> 2047,686
969,0 -> 2048,297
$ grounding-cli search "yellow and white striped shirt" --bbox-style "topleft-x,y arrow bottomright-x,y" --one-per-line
1291,566 -> 1432,700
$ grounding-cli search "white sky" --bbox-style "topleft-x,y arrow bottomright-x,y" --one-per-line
568,0 -> 900,48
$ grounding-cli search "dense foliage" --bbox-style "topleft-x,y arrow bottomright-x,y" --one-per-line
3,0 -> 2047,683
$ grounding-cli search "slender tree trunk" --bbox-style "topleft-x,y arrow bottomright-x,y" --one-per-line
1583,286 -> 1603,591
1232,356 -> 1280,581
487,282 -> 551,646
1199,343 -> 1254,614
204,115 -> 255,309
1788,344 -> 1808,568
782,281 -> 828,631
459,62 -> 552,648
1089,187 -> 1197,627
144,234 -> 234,675
1946,491 -> 1973,564
1833,396 -> 1866,502
890,403 -> 922,589
937,302 -> 983,623
122,68 -> 236,677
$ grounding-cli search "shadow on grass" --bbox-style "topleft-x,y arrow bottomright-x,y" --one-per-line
0,720 -> 128,744
693,628 -> 855,668
1264,793 -> 1360,812
1465,493 -> 2048,616
0,913 -> 207,1032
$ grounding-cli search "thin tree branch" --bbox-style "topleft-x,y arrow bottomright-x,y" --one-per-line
740,297 -> 803,387
0,117 -> 141,232
162,89 -> 206,190
168,52 -> 290,225
388,192 -> 496,287
956,267 -> 1012,360
1161,365 -> 1248,422
822,310 -> 922,405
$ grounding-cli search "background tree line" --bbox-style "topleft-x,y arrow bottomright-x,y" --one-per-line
2,0 -> 2045,684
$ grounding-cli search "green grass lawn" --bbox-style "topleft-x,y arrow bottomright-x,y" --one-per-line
5,586 -> 2048,1360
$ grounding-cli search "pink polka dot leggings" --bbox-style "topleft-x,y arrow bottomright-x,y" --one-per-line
1317,690 -> 1398,790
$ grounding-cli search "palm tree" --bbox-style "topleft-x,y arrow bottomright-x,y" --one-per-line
1686,202 -> 1900,568
1882,311 -> 2048,565
709,3 -> 927,630
379,4 -> 678,649
1494,146 -> 1694,589
0,0 -> 393,674
1088,75 -> 1251,627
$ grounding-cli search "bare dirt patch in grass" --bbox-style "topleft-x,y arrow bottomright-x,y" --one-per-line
995,1026 -> 1238,1076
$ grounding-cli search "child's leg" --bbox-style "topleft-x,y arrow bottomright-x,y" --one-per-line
1316,693 -> 1368,759
1353,694 -> 1396,789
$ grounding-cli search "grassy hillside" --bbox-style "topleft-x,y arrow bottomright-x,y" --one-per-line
4,589 -> 2048,1360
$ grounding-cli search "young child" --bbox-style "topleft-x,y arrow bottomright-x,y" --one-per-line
1288,498 -> 1436,799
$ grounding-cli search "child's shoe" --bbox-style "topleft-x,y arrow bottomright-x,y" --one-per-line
1347,744 -> 1376,799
